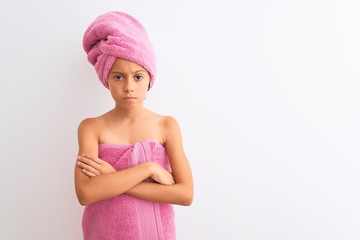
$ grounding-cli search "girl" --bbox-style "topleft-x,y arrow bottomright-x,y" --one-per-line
74,11 -> 193,240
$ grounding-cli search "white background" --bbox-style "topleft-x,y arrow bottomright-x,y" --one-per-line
0,0 -> 359,239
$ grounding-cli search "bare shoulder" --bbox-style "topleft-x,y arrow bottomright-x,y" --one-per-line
162,115 -> 180,129
78,117 -> 100,132
159,115 -> 183,145
77,117 -> 103,155
78,110 -> 112,129
77,117 -> 103,142
144,110 -> 180,131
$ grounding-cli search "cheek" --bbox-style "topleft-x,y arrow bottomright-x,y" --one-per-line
109,90 -> 118,100
108,86 -> 122,99
140,79 -> 150,91
139,88 -> 148,97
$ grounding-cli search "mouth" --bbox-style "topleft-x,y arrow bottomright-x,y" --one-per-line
123,96 -> 137,101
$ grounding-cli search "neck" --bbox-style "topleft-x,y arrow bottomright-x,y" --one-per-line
111,104 -> 147,121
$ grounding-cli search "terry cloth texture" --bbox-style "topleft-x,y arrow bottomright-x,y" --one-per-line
81,140 -> 175,240
83,11 -> 156,89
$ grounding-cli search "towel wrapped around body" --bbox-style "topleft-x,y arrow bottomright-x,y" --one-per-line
82,140 -> 175,240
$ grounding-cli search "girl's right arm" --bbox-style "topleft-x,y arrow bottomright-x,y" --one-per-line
74,118 -> 156,206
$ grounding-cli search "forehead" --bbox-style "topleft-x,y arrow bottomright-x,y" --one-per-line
111,58 -> 147,73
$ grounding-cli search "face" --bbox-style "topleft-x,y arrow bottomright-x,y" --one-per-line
107,58 -> 150,109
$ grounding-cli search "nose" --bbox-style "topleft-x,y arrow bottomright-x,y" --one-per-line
123,79 -> 134,92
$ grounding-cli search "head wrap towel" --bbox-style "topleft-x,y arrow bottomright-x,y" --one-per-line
83,11 -> 156,89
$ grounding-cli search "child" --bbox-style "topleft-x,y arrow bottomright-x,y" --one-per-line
74,11 -> 194,240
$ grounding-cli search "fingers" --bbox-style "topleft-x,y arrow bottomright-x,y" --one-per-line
151,169 -> 175,185
168,175 -> 175,185
77,162 -> 101,176
162,179 -> 175,185
81,168 -> 97,177
164,172 -> 175,185
77,159 -> 101,176
80,154 -> 102,165
77,154 -> 117,175
159,177 -> 175,185
77,155 -> 101,168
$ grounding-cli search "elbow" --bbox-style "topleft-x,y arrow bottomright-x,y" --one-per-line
76,187 -> 92,206
78,195 -> 96,206
77,193 -> 89,206
178,190 -> 193,206
181,198 -> 193,206
174,183 -> 193,206
184,193 -> 194,206
78,197 -> 90,206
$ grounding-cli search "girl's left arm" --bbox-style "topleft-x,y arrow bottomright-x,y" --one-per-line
127,116 -> 194,206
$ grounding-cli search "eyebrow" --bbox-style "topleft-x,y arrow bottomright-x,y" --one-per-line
110,70 -> 147,74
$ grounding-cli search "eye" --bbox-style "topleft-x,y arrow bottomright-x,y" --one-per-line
114,75 -> 123,81
135,75 -> 144,81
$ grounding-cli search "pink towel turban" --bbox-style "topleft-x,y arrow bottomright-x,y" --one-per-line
83,11 -> 156,89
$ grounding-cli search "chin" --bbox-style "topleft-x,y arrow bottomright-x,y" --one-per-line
116,103 -> 142,110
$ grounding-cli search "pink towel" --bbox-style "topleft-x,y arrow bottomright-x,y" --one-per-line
82,140 -> 175,240
83,11 -> 156,89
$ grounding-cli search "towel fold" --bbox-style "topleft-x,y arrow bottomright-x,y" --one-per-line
83,11 -> 156,89
82,140 -> 175,240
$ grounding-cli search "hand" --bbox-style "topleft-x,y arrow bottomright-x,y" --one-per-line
77,154 -> 116,177
149,163 -> 175,185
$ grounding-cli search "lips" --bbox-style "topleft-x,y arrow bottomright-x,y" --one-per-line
123,96 -> 137,101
